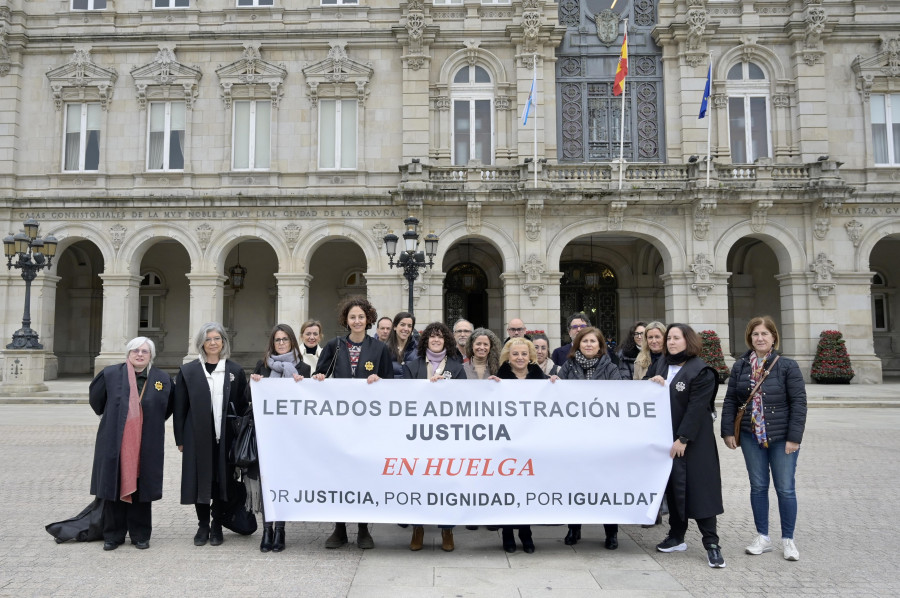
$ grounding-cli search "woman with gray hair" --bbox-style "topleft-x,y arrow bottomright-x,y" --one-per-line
89,337 -> 173,551
174,322 -> 248,547
462,328 -> 501,380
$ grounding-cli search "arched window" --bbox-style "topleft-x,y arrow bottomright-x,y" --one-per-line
451,65 -> 494,166
872,271 -> 888,332
726,62 -> 771,163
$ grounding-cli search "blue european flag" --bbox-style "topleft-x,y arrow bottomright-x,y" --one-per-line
699,63 -> 712,119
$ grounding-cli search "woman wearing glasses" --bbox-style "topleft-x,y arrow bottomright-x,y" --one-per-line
174,323 -> 248,548
616,321 -> 647,380
248,324 -> 311,553
89,337 -> 172,551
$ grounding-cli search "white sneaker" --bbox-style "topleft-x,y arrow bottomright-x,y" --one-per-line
745,534 -> 774,555
783,538 -> 800,561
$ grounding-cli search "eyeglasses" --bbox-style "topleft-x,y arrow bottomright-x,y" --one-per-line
570,324 -> 588,331
454,329 -> 473,335
633,331 -> 644,337
274,338 -> 291,344
130,349 -> 151,356
507,327 -> 525,333
204,337 -> 222,344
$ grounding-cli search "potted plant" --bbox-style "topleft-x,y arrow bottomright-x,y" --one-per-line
699,330 -> 730,383
810,330 -> 855,384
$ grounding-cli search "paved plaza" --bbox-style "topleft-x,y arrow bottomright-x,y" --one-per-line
1,382 -> 899,597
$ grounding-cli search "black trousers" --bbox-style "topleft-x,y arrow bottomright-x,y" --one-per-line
568,523 -> 618,537
195,436 -> 226,526
665,491 -> 719,548
102,487 -> 152,544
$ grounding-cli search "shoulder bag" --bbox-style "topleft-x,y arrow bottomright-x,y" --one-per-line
229,402 -> 257,468
733,355 -> 779,447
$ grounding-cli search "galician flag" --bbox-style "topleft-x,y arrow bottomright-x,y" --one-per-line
699,62 -> 712,118
613,30 -> 628,96
522,64 -> 537,126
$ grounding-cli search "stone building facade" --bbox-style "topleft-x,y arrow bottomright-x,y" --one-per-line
1,0 -> 898,385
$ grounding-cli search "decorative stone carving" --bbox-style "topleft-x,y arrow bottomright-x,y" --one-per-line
851,38 -> 900,102
885,35 -> 900,75
844,219 -> 863,247
215,43 -> 287,109
130,45 -> 202,110
370,223 -> 388,249
810,252 -> 835,305
804,2 -> 826,50
402,279 -> 427,307
522,254 -> 546,306
587,9 -> 620,47
608,201 -> 627,231
690,253 -> 715,305
495,95 -> 512,111
109,224 -> 127,252
405,56 -> 426,71
522,9 -> 542,54
712,93 -> 728,109
463,40 -> 480,66
693,199 -> 717,241
750,200 -> 773,233
0,24 -> 10,77
195,223 -> 214,251
525,200 -> 543,241
46,47 -> 118,111
813,198 -> 842,240
773,93 -> 790,109
466,202 -> 481,234
283,223 -> 302,249
302,42 -> 373,107
686,5 -> 709,51
435,96 -> 451,111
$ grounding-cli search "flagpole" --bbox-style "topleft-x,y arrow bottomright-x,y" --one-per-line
618,19 -> 628,191
533,53 -> 538,189
706,53 -> 713,188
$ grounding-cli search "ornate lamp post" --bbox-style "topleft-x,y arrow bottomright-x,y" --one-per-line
3,219 -> 57,349
383,216 -> 438,315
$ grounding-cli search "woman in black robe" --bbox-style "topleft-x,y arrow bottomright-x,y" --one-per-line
312,296 -> 393,549
89,337 -> 172,551
173,322 -> 248,547
648,323 -> 725,568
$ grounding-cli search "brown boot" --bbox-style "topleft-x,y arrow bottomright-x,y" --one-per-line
409,526 -> 424,551
325,523 -> 348,549
441,528 -> 454,552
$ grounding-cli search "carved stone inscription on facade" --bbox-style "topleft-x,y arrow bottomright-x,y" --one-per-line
14,208 -> 402,221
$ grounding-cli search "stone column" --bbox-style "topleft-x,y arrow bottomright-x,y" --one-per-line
94,274 -> 142,372
275,272 -> 312,332
833,273 -> 882,384
364,272 -> 404,319
775,272 -> 815,381
185,273 -> 227,360
34,274 -> 61,379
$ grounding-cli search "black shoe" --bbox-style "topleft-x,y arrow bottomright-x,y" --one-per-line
522,536 -> 535,554
706,544 -> 726,568
103,540 -> 121,551
325,523 -> 348,549
656,535 -> 687,552
272,527 -> 285,552
564,527 -> 581,545
605,534 -> 618,550
134,540 -> 150,550
502,529 -> 516,553
209,522 -> 224,546
193,526 -> 209,547
486,525 -> 500,531
397,524 -> 409,528
465,525 -> 479,530
260,526 -> 274,552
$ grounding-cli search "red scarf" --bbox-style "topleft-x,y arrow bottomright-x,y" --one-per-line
119,361 -> 145,503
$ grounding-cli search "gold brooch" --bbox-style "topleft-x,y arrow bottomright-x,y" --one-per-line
154,381 -> 163,391
365,361 -> 374,371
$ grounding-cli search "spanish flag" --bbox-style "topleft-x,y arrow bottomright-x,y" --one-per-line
613,30 -> 628,96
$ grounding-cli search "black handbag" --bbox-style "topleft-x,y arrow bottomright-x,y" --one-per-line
221,473 -> 258,535
229,402 -> 257,468
45,498 -> 104,543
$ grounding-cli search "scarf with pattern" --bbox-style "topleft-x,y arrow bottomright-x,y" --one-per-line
749,352 -> 770,447
574,350 -> 599,379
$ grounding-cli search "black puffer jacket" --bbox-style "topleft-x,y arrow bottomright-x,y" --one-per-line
558,352 -> 622,381
720,350 -> 807,444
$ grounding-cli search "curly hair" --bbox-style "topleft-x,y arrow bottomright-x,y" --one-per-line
619,321 -> 647,353
500,337 -> 537,365
466,328 -> 501,375
337,296 -> 377,330
416,322 -> 458,360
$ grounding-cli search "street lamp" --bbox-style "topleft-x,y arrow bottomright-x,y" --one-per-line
383,216 -> 439,315
3,219 -> 57,349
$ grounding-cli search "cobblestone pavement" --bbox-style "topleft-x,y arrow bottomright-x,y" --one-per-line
1,404 -> 897,597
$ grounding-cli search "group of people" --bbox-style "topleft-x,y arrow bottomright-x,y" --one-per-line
87,298 -> 807,568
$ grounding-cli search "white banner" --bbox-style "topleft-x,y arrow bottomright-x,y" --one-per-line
251,379 -> 672,525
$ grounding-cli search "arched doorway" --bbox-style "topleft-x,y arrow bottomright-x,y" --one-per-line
869,236 -> 900,378
726,238 -> 781,356
560,260 -> 618,344
309,239 -> 367,339
53,240 -> 104,376
441,239 -> 504,331
223,240 -> 279,366
138,240 -> 191,372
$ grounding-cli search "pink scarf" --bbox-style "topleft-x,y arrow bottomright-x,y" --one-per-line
119,361 -> 144,503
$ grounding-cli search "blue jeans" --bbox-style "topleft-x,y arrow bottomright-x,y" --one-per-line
740,432 -> 799,539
